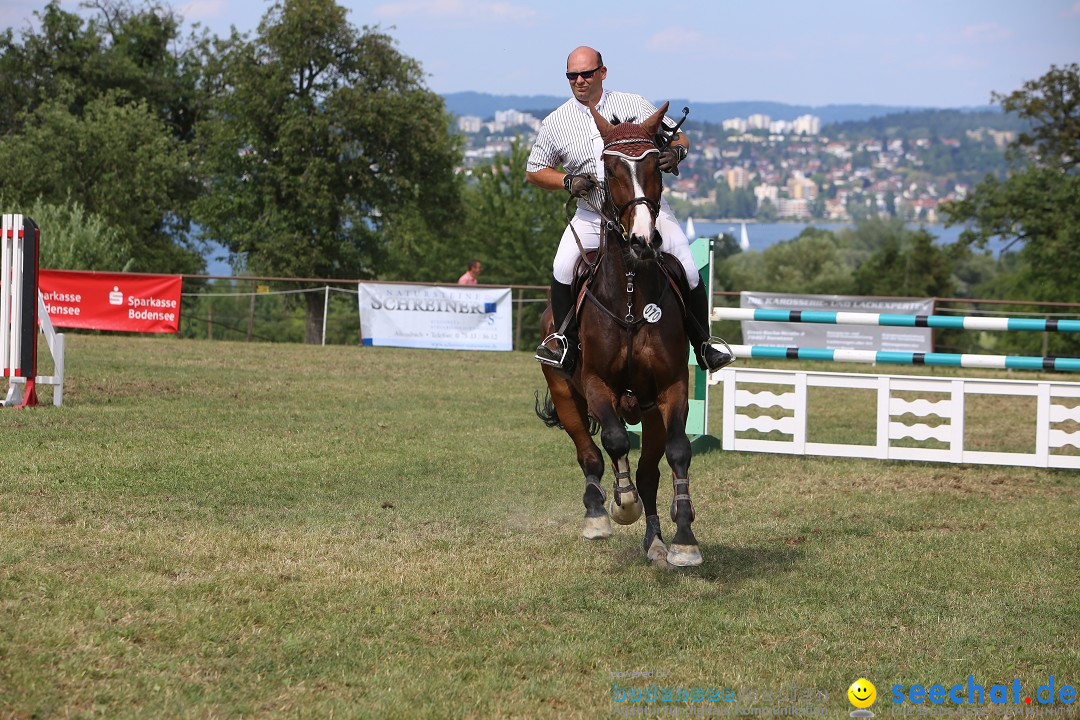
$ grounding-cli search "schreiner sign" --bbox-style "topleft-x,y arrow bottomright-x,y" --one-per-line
39,270 -> 183,333
359,283 -> 512,351
740,291 -> 935,352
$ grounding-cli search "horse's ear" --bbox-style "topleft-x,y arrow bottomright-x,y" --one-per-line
589,104 -> 614,139
642,101 -> 670,138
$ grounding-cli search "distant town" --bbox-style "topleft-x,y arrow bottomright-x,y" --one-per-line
454,107 -> 1017,223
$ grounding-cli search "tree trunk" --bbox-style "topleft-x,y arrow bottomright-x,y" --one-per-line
304,289 -> 324,344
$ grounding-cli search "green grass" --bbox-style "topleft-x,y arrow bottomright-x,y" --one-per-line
2,335 -> 1078,719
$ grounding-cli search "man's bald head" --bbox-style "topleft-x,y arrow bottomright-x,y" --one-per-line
567,46 -> 603,70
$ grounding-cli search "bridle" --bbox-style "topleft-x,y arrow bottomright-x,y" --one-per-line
565,132 -> 662,272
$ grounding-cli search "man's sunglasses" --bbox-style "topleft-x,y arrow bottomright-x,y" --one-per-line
566,65 -> 602,81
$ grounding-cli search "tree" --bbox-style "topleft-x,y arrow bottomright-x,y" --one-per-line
852,230 -> 957,298
193,0 -> 463,342
0,91 -> 200,272
0,1 -> 211,272
0,1 -> 210,141
456,141 -> 565,287
942,64 -> 1080,308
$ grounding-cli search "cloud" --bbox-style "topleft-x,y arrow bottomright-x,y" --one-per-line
961,22 -> 1012,43
646,27 -> 707,54
374,0 -> 536,22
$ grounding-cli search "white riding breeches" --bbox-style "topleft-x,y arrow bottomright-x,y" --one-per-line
551,199 -> 700,288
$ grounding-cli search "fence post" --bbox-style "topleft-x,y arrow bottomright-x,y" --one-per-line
322,286 -> 330,346
515,289 -> 523,351
247,280 -> 256,342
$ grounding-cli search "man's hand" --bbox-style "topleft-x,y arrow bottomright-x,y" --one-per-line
564,173 -> 598,198
658,144 -> 687,174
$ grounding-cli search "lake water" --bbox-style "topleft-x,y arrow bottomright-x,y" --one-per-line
691,220 -> 981,253
200,220 -> 994,277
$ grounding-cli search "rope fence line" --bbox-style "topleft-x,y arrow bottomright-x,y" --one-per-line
173,274 -> 1080,354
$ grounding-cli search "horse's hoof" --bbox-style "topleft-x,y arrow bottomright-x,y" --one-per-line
582,514 -> 612,540
646,536 -> 670,566
666,543 -> 703,567
609,496 -> 643,526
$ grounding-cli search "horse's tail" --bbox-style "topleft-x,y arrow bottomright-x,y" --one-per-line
534,390 -> 562,428
619,392 -> 641,426
534,389 -> 601,435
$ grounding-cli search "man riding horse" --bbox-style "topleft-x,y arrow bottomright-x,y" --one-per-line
527,46 -> 732,376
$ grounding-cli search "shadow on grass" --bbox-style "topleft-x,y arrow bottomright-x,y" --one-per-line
656,542 -> 804,588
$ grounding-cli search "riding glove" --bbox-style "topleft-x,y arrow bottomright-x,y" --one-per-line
658,144 -> 687,174
564,173 -> 598,198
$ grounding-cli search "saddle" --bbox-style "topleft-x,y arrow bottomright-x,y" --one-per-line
570,251 -> 690,321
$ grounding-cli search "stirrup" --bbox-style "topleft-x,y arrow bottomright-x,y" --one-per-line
700,336 -> 736,372
535,333 -> 570,368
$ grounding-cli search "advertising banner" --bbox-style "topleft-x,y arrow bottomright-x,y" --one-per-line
740,291 -> 934,352
359,283 -> 512,351
39,270 -> 182,333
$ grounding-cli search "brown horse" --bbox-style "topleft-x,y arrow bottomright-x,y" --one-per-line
536,102 -> 703,567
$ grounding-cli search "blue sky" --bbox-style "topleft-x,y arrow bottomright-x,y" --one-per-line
4,0 -> 1078,107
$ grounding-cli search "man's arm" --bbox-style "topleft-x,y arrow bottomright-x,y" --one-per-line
526,167 -> 568,191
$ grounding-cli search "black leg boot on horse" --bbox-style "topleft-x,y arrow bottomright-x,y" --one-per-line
685,278 -> 734,372
536,277 -> 579,378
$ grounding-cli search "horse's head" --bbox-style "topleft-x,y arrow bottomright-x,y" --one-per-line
589,101 -> 669,266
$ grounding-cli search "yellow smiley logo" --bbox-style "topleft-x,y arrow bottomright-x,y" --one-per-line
848,678 -> 877,709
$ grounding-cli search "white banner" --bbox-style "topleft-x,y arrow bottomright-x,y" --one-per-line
740,291 -> 934,352
359,283 -> 512,351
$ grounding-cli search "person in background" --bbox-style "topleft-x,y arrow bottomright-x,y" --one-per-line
458,259 -> 482,285
527,45 -> 732,376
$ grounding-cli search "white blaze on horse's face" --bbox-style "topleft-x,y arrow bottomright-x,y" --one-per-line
619,156 -> 656,241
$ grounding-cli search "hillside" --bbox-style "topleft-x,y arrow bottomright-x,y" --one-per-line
440,91 -> 998,124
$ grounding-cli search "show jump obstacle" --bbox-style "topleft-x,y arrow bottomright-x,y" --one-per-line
2,214 -> 64,407
709,306 -> 1080,468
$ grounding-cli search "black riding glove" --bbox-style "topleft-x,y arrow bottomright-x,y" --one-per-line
564,173 -> 597,198
658,145 -> 687,174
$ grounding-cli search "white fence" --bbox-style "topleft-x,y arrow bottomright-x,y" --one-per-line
712,367 -> 1080,469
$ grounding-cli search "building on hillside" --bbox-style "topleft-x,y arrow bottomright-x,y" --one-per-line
722,117 -> 748,133
724,166 -> 753,190
786,172 -> 818,200
457,115 -> 483,133
747,114 -> 771,130
792,114 -> 821,135
754,184 -> 779,208
776,197 -> 811,218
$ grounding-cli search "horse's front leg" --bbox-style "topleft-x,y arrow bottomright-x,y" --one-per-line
542,367 -> 610,540
584,380 -> 643,527
638,411 -> 668,564
658,386 -> 702,567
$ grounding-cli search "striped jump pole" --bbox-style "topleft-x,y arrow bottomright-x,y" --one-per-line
726,344 -> 1080,372
714,307 -> 1080,333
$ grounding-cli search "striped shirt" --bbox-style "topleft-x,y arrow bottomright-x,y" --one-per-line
527,90 -> 676,212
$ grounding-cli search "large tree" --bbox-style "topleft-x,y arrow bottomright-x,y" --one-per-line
942,64 -> 1080,306
0,1 -> 211,272
193,0 -> 463,342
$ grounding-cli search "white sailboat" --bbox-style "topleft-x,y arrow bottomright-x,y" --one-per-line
685,216 -> 697,241
739,222 -> 750,251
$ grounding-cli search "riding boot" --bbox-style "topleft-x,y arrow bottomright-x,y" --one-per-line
686,280 -> 734,372
535,278 -> 579,375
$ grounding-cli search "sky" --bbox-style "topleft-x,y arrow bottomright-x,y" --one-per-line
3,0 -> 1079,108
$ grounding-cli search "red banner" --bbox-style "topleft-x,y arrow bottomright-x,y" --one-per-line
39,270 -> 182,333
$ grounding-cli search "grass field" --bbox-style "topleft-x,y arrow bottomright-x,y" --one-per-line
2,335 -> 1078,719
